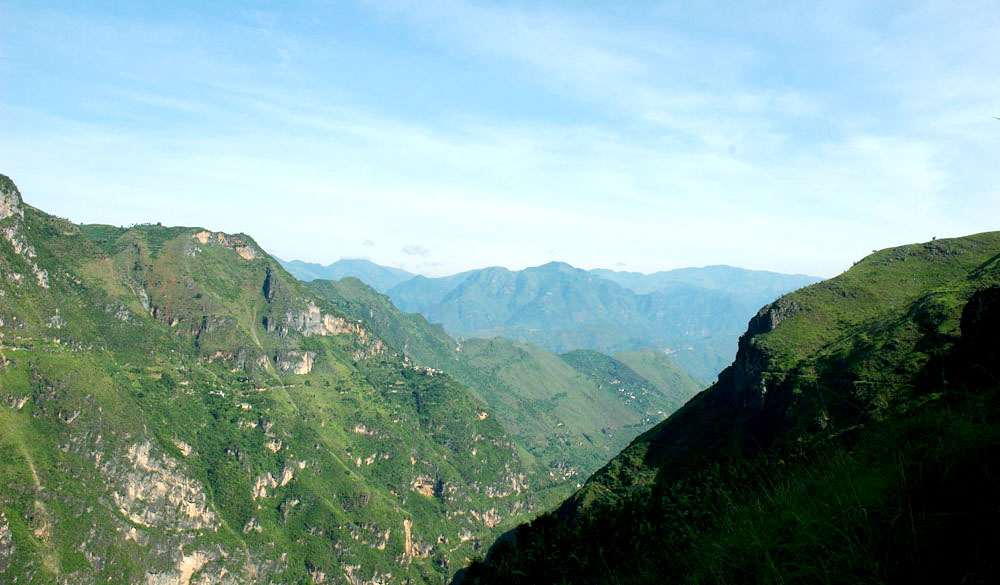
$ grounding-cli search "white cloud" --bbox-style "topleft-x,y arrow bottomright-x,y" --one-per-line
402,244 -> 430,257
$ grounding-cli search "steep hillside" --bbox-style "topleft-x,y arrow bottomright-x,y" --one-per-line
559,350 -> 700,424
610,349 -> 705,414
0,175 -> 537,585
278,258 -> 414,292
305,278 -> 702,501
463,232 -> 1000,584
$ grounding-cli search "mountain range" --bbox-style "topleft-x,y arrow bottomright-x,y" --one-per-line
5,170 -> 997,584
280,259 -> 820,382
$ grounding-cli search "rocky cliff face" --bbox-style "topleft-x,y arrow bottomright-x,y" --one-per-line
716,296 -> 801,413
0,176 -> 24,220
0,177 -> 48,288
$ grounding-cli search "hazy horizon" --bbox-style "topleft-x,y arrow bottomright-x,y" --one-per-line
276,254 -> 827,280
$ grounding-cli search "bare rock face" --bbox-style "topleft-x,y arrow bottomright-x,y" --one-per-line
412,475 -> 437,498
145,549 -> 216,585
0,176 -> 49,288
106,442 -> 217,532
285,301 -> 369,338
276,350 -> 315,374
191,230 -> 261,261
283,302 -> 386,361
0,511 -> 13,573
718,296 -> 801,413
0,176 -> 24,220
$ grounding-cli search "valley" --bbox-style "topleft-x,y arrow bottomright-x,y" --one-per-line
3,172 -> 997,584
4,3 -> 994,583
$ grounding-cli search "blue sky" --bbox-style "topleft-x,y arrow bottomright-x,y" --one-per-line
2,1 -> 998,277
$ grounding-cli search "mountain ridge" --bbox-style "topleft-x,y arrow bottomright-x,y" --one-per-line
277,258 -> 414,292
281,257 -> 820,382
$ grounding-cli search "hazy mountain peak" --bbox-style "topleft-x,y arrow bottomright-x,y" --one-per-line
277,257 -> 415,292
534,260 -> 577,273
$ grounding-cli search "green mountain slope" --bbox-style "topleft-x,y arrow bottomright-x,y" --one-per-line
305,278 -> 702,502
558,350 -> 698,424
611,349 -> 705,414
463,232 -> 1000,585
0,175 -> 537,584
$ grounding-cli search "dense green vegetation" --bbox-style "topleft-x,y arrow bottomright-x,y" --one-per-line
462,232 -> 1000,584
306,278 -> 702,503
559,349 -> 698,422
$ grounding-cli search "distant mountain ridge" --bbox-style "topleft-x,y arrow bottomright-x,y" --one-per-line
590,264 -> 819,310
277,257 -> 414,292
280,258 -> 820,382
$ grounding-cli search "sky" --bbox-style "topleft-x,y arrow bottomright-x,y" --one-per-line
1,1 -> 998,278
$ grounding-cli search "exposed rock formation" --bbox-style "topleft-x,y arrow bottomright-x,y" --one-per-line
0,178 -> 48,288
0,177 -> 24,220
717,296 -> 800,412
106,442 -> 216,532
0,511 -> 13,573
191,230 -> 261,260
276,350 -> 315,375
